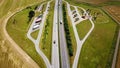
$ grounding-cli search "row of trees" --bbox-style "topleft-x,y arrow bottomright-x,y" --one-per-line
63,4 -> 73,56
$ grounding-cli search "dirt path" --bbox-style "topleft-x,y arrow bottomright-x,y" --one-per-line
0,7 -> 40,68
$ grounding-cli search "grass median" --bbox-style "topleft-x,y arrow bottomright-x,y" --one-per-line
39,1 -> 54,62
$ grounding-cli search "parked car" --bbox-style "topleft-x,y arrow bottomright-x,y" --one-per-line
35,20 -> 42,23
72,10 -> 76,14
73,14 -> 77,18
74,18 -> 79,22
33,25 -> 40,30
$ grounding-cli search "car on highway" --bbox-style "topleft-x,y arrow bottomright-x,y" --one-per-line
60,20 -> 62,24
53,40 -> 56,44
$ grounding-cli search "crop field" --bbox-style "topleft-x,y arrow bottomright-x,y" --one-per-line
0,41 -> 24,68
104,6 -> 120,24
66,0 -> 120,5
66,0 -> 109,5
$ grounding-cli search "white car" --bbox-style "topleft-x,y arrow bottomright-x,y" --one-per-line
33,25 -> 40,30
60,20 -> 62,24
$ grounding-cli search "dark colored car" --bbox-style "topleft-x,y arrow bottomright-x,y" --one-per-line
74,18 -> 79,22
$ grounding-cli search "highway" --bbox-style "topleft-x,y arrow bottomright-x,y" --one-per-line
58,0 -> 70,68
51,0 -> 60,67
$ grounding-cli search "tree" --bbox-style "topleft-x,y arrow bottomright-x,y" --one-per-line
28,10 -> 35,22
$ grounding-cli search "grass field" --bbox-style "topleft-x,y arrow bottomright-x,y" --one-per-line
78,8 -> 84,16
78,7 -> 117,68
65,0 -> 117,68
70,6 -> 75,11
6,4 -> 46,68
39,1 -> 54,61
31,30 -> 39,39
76,20 -> 92,40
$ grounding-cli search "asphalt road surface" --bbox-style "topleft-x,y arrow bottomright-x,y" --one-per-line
58,0 -> 70,68
51,0 -> 60,67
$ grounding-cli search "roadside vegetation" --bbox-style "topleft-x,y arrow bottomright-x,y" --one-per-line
6,4 -> 46,68
39,1 -> 54,61
63,3 -> 73,57
76,20 -> 92,40
63,2 -> 77,66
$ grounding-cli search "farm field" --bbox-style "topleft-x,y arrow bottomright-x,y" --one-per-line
104,6 -> 120,24
75,0 -> 109,4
